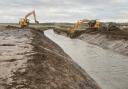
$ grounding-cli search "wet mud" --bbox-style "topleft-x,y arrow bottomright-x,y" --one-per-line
0,26 -> 101,89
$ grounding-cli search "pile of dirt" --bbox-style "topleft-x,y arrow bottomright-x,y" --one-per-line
0,27 -> 101,89
53,27 -> 86,38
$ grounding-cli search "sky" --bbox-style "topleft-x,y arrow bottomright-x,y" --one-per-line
0,0 -> 128,23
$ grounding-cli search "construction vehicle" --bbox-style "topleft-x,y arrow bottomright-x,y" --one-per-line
69,20 -> 100,32
68,19 -> 100,35
19,10 -> 39,28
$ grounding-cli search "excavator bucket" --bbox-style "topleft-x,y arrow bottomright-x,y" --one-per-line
35,20 -> 39,24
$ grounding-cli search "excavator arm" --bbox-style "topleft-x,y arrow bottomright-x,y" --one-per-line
25,10 -> 39,24
69,19 -> 89,33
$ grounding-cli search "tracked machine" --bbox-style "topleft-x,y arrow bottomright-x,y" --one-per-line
68,19 -> 100,37
19,10 -> 39,28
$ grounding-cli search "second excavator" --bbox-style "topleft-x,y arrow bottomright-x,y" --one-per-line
19,10 -> 39,28
69,19 -> 100,34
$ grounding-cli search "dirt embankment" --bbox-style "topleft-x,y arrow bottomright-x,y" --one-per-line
78,29 -> 128,56
0,26 -> 101,89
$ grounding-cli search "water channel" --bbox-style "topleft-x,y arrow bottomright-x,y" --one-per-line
45,30 -> 128,89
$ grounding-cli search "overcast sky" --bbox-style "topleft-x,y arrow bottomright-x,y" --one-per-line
0,0 -> 128,23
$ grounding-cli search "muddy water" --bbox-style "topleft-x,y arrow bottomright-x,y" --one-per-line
45,30 -> 128,89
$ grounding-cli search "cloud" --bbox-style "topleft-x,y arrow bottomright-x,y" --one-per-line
0,0 -> 128,23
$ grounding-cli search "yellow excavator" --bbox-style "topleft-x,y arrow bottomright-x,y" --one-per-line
69,19 -> 100,34
19,10 -> 39,28
68,19 -> 101,36
68,19 -> 101,37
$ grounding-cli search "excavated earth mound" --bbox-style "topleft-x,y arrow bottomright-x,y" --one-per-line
0,26 -> 101,89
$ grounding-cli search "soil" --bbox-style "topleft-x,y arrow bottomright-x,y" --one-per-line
78,28 -> 128,55
0,26 -> 101,89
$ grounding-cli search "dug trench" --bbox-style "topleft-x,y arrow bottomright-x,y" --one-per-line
0,26 -> 101,89
54,28 -> 128,56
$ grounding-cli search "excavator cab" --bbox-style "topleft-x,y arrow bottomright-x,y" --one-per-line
19,18 -> 29,28
19,10 -> 39,28
88,20 -> 100,30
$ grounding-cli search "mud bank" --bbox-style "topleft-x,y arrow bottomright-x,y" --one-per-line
0,27 -> 101,89
78,30 -> 128,56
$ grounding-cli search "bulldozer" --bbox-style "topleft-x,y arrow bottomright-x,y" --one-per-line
19,10 -> 39,28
